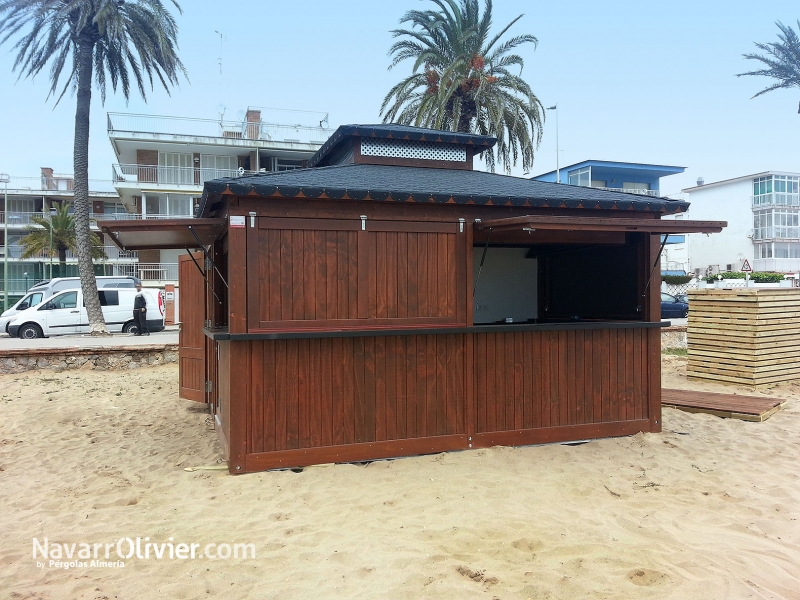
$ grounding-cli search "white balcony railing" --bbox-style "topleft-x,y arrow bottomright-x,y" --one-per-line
1,245 -> 138,261
113,263 -> 178,281
112,164 -> 256,188
592,186 -> 660,197
0,212 -> 134,226
753,227 -> 800,241
0,279 -> 41,295
753,258 -> 800,272
107,112 -> 334,145
752,193 -> 800,208
2,176 -> 117,195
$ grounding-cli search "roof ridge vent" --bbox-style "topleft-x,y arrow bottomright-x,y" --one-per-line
361,138 -> 467,162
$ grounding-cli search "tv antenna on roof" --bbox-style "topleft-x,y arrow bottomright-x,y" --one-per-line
214,30 -> 225,76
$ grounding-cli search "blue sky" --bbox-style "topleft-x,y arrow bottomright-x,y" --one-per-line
0,0 -> 797,196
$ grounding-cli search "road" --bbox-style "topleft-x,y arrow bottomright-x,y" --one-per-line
0,327 -> 178,351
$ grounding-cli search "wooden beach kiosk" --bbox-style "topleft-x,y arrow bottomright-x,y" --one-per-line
100,124 -> 725,474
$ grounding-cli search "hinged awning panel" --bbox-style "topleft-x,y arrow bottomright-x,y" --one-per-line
97,218 -> 226,250
475,216 -> 726,234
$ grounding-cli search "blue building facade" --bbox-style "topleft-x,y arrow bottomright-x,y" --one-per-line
532,160 -> 685,196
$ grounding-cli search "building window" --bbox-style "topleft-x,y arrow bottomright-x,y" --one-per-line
773,210 -> 799,238
143,193 -> 193,217
623,182 -> 651,191
754,210 -> 773,240
276,159 -> 304,171
158,152 -> 193,185
200,155 -> 238,182
756,243 -> 773,259
753,175 -> 800,207
568,167 -> 590,187
6,197 -> 37,214
775,242 -> 800,258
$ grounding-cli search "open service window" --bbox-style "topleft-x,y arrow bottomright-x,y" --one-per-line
471,235 -> 641,324
472,215 -> 726,325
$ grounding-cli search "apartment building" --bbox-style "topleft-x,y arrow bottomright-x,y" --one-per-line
0,108 -> 333,302
107,107 -> 333,270
666,172 -> 800,275
0,169 -> 132,300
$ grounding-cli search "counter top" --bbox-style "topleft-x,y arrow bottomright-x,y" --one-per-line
204,320 -> 670,341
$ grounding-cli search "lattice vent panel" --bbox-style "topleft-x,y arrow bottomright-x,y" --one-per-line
360,138 -> 467,162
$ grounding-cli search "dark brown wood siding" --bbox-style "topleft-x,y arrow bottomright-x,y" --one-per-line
246,218 -> 466,331
178,252 -> 206,402
247,334 -> 468,455
235,327 -> 655,472
473,329 -> 650,433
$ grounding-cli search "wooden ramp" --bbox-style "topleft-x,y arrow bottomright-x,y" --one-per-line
662,389 -> 786,422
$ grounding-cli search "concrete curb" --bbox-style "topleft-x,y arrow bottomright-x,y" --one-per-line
0,344 -> 179,374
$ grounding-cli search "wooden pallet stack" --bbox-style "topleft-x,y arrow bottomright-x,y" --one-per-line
687,288 -> 800,386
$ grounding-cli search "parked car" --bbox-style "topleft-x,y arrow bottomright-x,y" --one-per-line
661,292 -> 689,318
674,293 -> 689,304
7,287 -> 164,339
0,289 -> 48,334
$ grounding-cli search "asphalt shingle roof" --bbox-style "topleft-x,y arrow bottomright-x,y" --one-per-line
201,163 -> 689,215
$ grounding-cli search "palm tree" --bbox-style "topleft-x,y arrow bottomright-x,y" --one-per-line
738,20 -> 800,113
0,1 -> 186,334
381,0 -> 544,173
20,203 -> 106,278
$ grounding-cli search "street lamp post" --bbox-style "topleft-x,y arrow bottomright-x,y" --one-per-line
546,105 -> 559,183
1,173 -> 10,312
23,272 -> 28,292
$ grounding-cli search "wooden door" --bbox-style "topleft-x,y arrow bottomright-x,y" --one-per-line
179,252 -> 206,402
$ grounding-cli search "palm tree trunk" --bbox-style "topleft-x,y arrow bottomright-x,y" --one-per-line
58,246 -> 67,278
73,39 -> 108,335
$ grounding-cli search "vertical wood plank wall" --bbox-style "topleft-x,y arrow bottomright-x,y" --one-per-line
178,252 -> 207,402
247,219 -> 465,331
241,328 -> 654,472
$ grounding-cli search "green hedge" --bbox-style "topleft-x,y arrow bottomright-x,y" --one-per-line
702,271 -> 785,283
751,272 -> 786,283
661,274 -> 693,285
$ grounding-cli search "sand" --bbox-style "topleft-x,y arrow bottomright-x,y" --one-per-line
1,358 -> 798,599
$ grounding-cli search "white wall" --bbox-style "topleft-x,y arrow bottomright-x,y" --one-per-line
160,249 -> 188,264
667,179 -> 754,275
473,247 -> 537,323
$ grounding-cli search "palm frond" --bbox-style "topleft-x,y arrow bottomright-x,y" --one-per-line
738,20 -> 800,102
381,0 -> 543,171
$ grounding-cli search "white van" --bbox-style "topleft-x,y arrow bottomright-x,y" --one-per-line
0,289 -> 48,333
7,288 -> 164,339
0,276 -> 141,335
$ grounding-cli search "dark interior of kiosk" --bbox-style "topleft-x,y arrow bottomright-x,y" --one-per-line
472,233 -> 644,325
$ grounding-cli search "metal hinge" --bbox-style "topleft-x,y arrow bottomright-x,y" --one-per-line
205,381 -> 213,393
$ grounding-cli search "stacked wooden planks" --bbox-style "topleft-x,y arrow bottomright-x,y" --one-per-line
687,288 -> 800,386
662,388 -> 786,421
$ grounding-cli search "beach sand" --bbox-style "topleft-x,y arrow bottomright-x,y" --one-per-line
1,358 -> 798,599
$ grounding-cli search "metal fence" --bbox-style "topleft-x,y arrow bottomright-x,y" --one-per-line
0,279 -> 41,295
112,263 -> 178,281
107,112 -> 334,145
112,164 -> 248,187
3,176 -> 117,195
